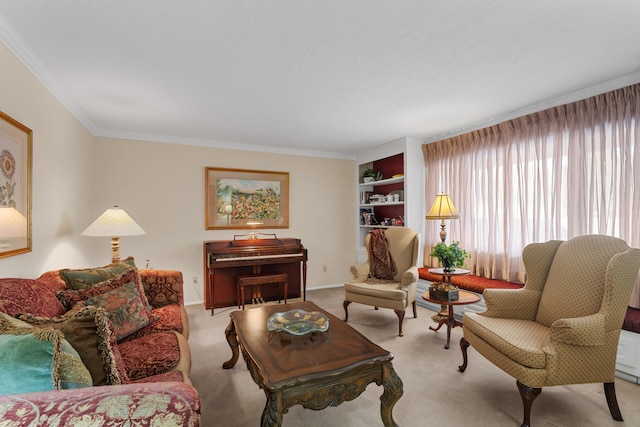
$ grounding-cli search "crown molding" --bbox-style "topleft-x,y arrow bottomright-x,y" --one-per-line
0,12 -> 98,133
93,128 -> 355,160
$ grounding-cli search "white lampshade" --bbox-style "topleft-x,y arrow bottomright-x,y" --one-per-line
82,205 -> 145,237
0,207 -> 27,239
82,205 -> 145,263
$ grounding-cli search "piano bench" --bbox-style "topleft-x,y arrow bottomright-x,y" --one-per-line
237,272 -> 288,310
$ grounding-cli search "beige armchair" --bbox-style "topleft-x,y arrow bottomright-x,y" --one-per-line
344,227 -> 421,336
459,235 -> 640,427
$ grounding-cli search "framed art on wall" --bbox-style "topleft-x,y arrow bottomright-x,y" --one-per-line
205,167 -> 289,230
0,111 -> 32,258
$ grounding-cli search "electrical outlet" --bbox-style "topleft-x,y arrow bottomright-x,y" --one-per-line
322,265 -> 327,272
192,276 -> 198,285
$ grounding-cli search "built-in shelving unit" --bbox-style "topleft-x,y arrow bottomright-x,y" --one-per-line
355,137 -> 425,264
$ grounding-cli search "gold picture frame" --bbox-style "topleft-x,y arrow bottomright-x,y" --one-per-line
205,167 -> 289,230
0,111 -> 32,258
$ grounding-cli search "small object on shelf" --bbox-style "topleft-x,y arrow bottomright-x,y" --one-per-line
365,213 -> 378,225
267,309 -> 329,335
392,174 -> 404,179
389,189 -> 403,202
369,194 -> 386,204
429,282 -> 459,301
362,168 -> 376,183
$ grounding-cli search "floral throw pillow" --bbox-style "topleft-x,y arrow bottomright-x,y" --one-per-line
83,281 -> 157,342
57,268 -> 152,311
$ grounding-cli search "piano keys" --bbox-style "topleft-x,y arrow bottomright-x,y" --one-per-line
203,234 -> 308,314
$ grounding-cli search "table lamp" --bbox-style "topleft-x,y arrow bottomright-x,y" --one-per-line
0,206 -> 27,249
247,221 -> 264,239
425,193 -> 459,243
82,205 -> 146,263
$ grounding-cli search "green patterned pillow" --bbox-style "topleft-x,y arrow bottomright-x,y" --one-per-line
0,314 -> 93,395
83,281 -> 157,342
17,306 -> 129,386
61,256 -> 137,291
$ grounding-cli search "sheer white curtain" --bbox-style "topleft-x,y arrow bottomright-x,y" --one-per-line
423,84 -> 640,297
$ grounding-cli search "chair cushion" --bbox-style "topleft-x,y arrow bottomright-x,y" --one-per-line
463,313 -> 550,369
344,281 -> 406,301
118,331 -> 190,381
121,304 -> 185,342
131,371 -> 185,384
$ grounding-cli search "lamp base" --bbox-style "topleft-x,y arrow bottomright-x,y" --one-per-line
439,219 -> 447,243
111,237 -> 121,263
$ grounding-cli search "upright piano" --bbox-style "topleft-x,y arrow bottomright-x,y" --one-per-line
203,234 -> 308,314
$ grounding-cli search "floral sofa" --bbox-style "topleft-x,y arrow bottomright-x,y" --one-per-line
0,258 -> 201,426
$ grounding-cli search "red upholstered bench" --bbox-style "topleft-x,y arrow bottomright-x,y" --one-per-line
418,268 -> 523,294
623,306 -> 640,333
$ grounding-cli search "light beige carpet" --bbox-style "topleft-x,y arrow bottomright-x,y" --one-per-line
187,287 -> 640,426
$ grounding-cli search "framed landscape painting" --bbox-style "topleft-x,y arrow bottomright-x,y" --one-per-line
0,111 -> 32,258
205,167 -> 289,230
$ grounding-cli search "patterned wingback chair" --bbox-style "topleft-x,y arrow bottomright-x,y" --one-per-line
343,227 -> 421,336
459,235 -> 640,427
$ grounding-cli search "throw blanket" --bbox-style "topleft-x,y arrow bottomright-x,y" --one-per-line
369,229 -> 396,280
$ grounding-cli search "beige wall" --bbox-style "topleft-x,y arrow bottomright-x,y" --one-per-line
91,137 -> 357,304
0,42 -> 96,276
1,41 -> 358,305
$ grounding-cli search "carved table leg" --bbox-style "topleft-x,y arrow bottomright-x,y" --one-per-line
380,362 -> 403,427
222,319 -> 239,369
459,337 -> 469,372
261,392 -> 284,427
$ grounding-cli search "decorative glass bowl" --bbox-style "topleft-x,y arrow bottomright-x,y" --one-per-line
267,309 -> 329,335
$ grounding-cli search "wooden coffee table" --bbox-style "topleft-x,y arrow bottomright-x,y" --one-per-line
223,301 -> 403,426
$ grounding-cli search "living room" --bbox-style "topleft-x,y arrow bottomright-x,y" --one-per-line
2,2 -> 640,426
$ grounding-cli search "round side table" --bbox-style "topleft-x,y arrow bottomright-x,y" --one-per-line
422,289 -> 480,349
427,267 -> 470,320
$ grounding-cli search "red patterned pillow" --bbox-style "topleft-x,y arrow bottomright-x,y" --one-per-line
83,281 -> 157,342
57,269 -> 151,311
0,278 -> 66,318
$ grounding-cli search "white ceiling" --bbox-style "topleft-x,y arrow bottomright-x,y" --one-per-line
1,1 -> 640,158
